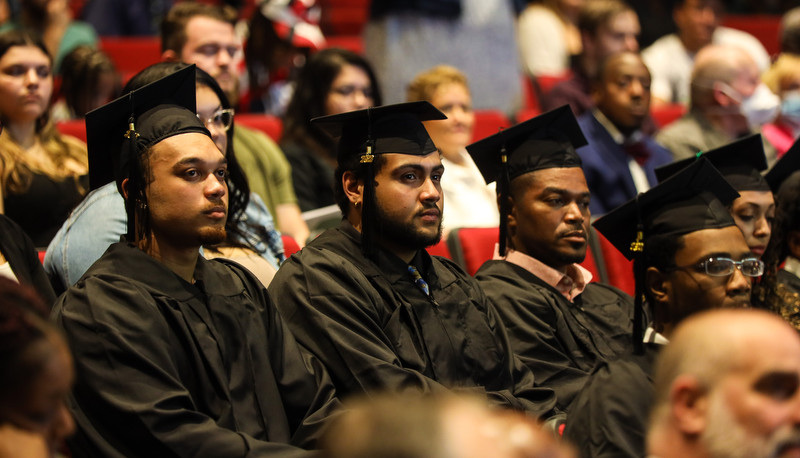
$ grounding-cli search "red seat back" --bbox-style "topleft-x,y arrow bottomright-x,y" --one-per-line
100,37 -> 162,75
593,229 -> 635,296
471,110 -> 511,142
235,114 -> 283,142
427,239 -> 452,259
56,120 -> 87,143
281,234 -> 301,257
650,103 -> 687,129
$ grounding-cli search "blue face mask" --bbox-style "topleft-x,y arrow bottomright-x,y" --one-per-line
782,90 -> 800,124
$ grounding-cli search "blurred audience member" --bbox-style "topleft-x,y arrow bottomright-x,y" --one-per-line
321,393 -> 575,458
82,0 -> 173,36
407,65 -> 498,233
642,0 -> 770,106
647,308 -> 800,458
0,214 -> 54,304
0,0 -> 97,71
51,45 -> 121,121
577,51 -> 671,215
281,47 -> 381,212
0,277 -> 74,457
656,44 -> 778,162
161,1 -> 309,245
762,53 -> 800,157
364,0 -> 522,115
244,0 -> 324,115
517,0 -> 583,78
0,30 -> 87,247
543,0 -> 640,116
780,6 -> 800,55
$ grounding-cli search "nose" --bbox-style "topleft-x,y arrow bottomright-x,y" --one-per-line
420,175 -> 441,203
564,201 -> 585,224
215,49 -> 231,68
353,90 -> 370,110
50,403 -> 75,446
25,68 -> 39,86
630,79 -> 645,98
205,171 -> 227,199
625,35 -> 639,52
726,266 -> 751,300
753,215 -> 772,240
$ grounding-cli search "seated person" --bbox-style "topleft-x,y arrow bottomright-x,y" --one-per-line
45,63 -> 284,294
577,51 -> 672,215
542,0 -> 640,116
517,0 -> 582,78
647,309 -> 800,458
0,277 -> 73,457
406,65 -> 498,234
642,0 -> 769,106
761,53 -> 800,157
656,44 -> 779,163
469,106 -> 634,412
51,45 -> 121,121
51,66 -> 339,456
268,102 -> 559,422
655,134 -> 774,259
564,158 -> 757,458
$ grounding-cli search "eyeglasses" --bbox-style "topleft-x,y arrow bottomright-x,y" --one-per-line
676,257 -> 765,277
197,108 -> 234,132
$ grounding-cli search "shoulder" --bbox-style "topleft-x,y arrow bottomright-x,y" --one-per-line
234,125 -> 278,149
642,34 -> 682,58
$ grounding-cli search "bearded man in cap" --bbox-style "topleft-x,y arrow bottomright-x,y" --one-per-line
267,102 -> 558,421
51,66 -> 338,457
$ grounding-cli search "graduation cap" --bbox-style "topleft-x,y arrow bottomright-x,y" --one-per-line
86,64 -> 208,192
654,134 -> 770,192
766,137 -> 800,192
311,101 -> 446,258
465,105 -> 587,255
85,64 -> 210,239
593,158 -> 739,353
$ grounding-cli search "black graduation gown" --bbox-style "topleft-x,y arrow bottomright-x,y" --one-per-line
475,260 -> 634,411
773,269 -> 800,332
562,344 -> 661,458
0,214 -> 55,305
267,222 -> 557,418
52,242 -> 339,458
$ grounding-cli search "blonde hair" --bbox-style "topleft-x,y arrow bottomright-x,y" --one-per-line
762,53 -> 800,95
406,65 -> 470,104
0,120 -> 88,195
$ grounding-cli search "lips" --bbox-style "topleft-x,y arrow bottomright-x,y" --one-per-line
418,207 -> 441,223
561,230 -> 587,244
204,205 -> 226,219
750,246 -> 765,257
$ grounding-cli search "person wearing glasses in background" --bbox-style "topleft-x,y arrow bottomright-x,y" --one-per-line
564,158 -> 760,458
45,63 -> 285,294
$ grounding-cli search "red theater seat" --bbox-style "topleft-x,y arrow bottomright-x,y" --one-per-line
100,37 -> 162,75
281,234 -> 301,257
472,110 -> 511,142
592,229 -> 635,296
235,114 -> 283,142
427,239 -> 451,259
650,103 -> 687,129
56,120 -> 87,143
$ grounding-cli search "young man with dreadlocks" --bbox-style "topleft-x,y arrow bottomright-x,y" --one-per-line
267,102 -> 559,422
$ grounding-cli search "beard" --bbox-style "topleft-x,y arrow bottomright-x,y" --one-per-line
371,197 -> 443,251
701,390 -> 800,458
199,227 -> 227,246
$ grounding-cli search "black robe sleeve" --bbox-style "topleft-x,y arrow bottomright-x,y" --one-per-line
0,214 -> 55,306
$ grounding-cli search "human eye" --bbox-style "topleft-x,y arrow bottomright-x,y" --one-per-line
36,66 -> 50,78
754,373 -> 799,401
704,257 -> 733,276
431,170 -> 443,182
741,258 -> 765,276
332,85 -> 355,96
226,46 -> 239,58
215,166 -> 229,179
182,169 -> 200,180
197,45 -> 220,57
4,65 -> 25,76
735,211 -> 755,222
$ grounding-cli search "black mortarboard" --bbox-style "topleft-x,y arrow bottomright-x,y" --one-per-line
311,101 -> 446,258
86,64 -> 209,192
465,105 -> 587,255
766,137 -> 800,192
594,158 -> 739,354
654,134 -> 770,192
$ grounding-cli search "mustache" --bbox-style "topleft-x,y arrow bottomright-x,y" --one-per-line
770,428 -> 800,458
557,226 -> 587,239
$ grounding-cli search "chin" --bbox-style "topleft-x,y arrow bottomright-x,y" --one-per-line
199,227 -> 227,246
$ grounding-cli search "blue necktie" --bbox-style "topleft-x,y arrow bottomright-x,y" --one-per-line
408,265 -> 430,296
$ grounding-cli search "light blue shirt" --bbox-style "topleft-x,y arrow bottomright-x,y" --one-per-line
44,182 -> 284,292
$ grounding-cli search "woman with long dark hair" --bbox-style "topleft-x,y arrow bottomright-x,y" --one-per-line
281,48 -> 382,212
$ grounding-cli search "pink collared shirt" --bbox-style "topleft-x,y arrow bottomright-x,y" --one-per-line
493,245 -> 592,302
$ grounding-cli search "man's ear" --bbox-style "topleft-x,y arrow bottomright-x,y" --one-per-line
670,375 -> 709,437
342,170 -> 364,207
502,195 -> 517,236
161,49 -> 180,63
711,82 -> 734,108
647,266 -> 670,304
121,178 -> 130,200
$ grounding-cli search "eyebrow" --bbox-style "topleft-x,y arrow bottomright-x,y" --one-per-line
542,187 -> 591,198
172,157 -> 228,169
392,163 -> 445,174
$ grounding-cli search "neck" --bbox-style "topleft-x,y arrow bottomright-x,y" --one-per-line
678,32 -> 705,54
5,121 -> 38,149
139,235 -> 199,283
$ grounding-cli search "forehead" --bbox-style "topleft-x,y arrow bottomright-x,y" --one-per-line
676,225 -> 749,262
0,45 -> 50,65
603,54 -> 650,81
379,151 -> 443,171
183,16 -> 237,47
603,10 -> 640,33
734,190 -> 774,209
149,132 -> 223,163
517,167 -> 588,193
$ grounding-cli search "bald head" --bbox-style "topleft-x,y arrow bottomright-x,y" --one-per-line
690,45 -> 758,109
648,309 -> 800,458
